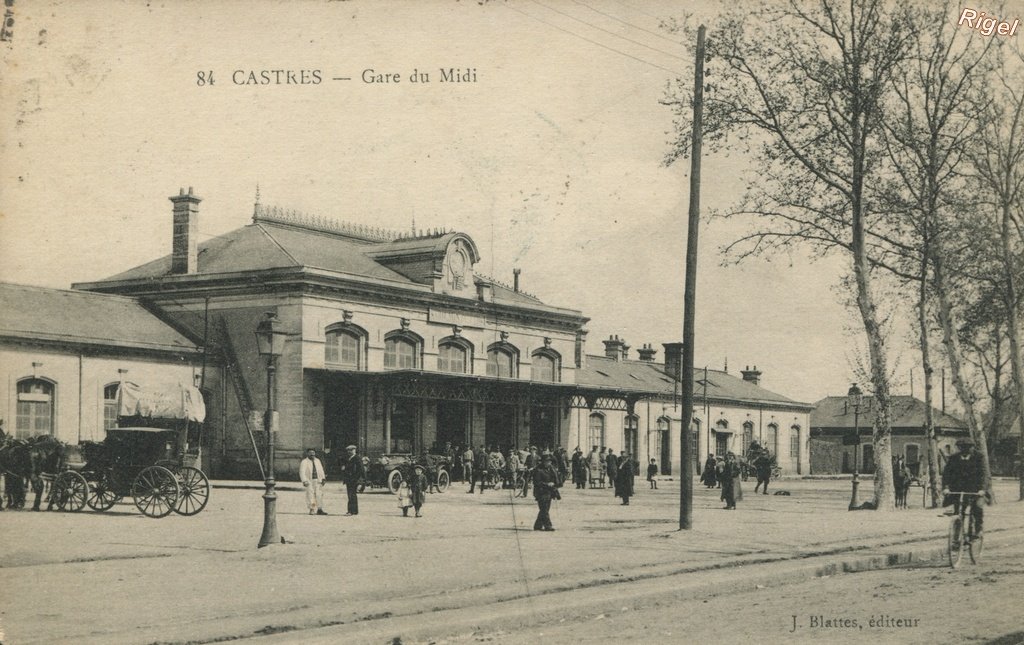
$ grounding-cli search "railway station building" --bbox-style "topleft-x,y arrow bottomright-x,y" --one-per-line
55,187 -> 813,478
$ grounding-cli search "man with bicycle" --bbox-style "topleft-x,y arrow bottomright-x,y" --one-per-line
942,437 -> 986,536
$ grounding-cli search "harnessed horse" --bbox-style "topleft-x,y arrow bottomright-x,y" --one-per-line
0,429 -> 66,511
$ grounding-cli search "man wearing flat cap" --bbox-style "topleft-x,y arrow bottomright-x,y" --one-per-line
340,444 -> 365,516
942,437 -> 986,534
532,451 -> 560,531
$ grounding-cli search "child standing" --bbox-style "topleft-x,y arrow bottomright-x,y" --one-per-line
409,464 -> 427,517
647,458 -> 658,489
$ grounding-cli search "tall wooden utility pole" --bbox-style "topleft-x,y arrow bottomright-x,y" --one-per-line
679,24 -> 706,530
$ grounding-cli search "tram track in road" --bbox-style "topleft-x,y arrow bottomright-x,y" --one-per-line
151,526 -> 1024,645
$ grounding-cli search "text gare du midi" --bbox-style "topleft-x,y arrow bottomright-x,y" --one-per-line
195,68 -> 478,86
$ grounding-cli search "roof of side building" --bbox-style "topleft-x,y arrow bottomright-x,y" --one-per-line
577,355 -> 812,408
810,395 -> 967,431
0,282 -> 200,353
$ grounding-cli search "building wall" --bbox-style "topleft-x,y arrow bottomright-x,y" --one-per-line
298,294 -> 579,382
570,399 -> 812,477
0,344 -> 204,445
810,433 -> 962,477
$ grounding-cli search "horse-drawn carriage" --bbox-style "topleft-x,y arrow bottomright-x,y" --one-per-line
46,382 -> 211,517
362,452 -> 452,494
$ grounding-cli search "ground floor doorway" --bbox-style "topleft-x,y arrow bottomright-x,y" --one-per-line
485,403 -> 516,451
390,398 -> 417,454
436,400 -> 469,451
659,430 -> 671,475
529,407 -> 556,451
324,380 -> 361,476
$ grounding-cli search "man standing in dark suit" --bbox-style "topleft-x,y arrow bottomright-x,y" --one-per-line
340,444 -> 364,515
533,452 -> 560,531
605,448 -> 619,494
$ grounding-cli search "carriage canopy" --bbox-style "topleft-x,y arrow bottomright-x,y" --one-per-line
117,382 -> 206,422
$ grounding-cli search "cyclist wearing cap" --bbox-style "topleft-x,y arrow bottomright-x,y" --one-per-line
942,437 -> 986,535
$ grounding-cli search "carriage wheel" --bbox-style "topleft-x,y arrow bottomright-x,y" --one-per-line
436,468 -> 450,493
53,471 -> 89,512
388,469 -> 403,495
132,466 -> 180,518
173,467 -> 210,516
87,475 -> 120,511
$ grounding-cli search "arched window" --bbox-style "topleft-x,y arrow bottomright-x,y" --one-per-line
655,417 -> 671,475
104,383 -> 120,431
588,412 -> 605,448
624,414 -> 638,457
790,425 -> 801,459
742,421 -> 754,455
325,322 -> 368,369
16,378 -> 55,439
530,349 -> 560,382
438,337 -> 472,374
326,330 -> 360,367
486,343 -> 518,378
384,330 -> 422,370
766,423 -> 779,455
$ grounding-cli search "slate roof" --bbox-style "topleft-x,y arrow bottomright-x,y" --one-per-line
99,219 -> 550,309
576,355 -> 811,408
810,395 -> 967,431
0,283 -> 200,353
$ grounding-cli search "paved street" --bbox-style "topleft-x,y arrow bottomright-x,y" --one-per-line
2,477 -> 1022,644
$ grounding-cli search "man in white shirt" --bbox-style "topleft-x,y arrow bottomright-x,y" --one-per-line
299,448 -> 328,515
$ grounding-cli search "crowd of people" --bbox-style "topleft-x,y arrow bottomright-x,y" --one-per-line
299,441 -> 657,530
698,441 -> 778,509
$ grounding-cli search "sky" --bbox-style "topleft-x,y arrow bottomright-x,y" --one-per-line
3,0 -> 1019,404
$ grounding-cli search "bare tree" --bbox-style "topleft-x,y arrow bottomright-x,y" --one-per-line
876,1 -> 996,504
664,0 -> 917,509
968,47 -> 1024,500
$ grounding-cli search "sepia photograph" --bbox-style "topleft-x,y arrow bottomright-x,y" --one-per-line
1,1 -> 1023,643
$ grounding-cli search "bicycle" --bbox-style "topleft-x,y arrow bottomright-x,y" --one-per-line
514,468 -> 532,498
946,491 -> 984,569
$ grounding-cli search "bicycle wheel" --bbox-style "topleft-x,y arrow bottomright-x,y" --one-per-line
948,516 -> 964,569
968,515 -> 984,564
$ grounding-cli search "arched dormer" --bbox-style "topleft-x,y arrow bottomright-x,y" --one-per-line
486,341 -> 519,378
437,335 -> 474,374
530,347 -> 561,382
384,329 -> 424,370
325,321 -> 369,369
365,232 -> 481,298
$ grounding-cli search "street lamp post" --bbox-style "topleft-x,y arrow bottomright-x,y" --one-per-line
255,312 -> 288,548
847,383 -> 862,511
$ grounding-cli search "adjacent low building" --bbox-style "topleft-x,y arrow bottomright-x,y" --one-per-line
809,395 -> 968,477
0,282 -> 211,445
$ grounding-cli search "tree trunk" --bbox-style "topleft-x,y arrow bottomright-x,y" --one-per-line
917,255 -> 941,507
999,202 -> 1024,501
932,250 -> 993,495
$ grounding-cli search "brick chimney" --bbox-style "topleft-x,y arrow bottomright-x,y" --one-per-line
741,365 -> 762,386
663,342 -> 684,380
603,335 -> 625,361
637,343 -> 657,362
575,328 -> 588,369
169,187 -> 201,274
513,268 -> 521,292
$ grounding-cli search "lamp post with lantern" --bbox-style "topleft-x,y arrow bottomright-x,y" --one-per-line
255,312 -> 288,548
847,383 -> 863,511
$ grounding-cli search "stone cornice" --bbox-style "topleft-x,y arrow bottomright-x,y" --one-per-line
75,267 -> 589,333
